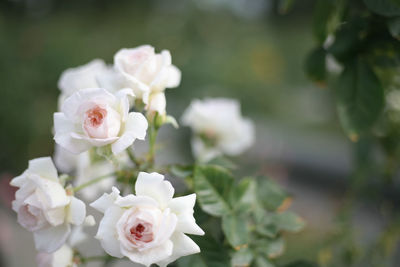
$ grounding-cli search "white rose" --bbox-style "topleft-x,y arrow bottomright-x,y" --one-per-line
181,98 -> 255,161
36,244 -> 76,267
90,172 -> 204,267
54,88 -> 148,155
10,157 -> 86,253
114,45 -> 181,104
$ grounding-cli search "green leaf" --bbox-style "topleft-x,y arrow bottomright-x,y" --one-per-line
254,256 -> 275,267
272,211 -> 306,232
177,235 -> 230,267
170,164 -> 194,179
207,156 -> 237,170
229,178 -> 257,213
222,213 -> 250,247
284,260 -> 319,267
313,0 -> 335,43
305,47 -> 327,83
194,165 -> 234,216
256,177 -> 287,211
327,18 -> 367,63
387,17 -> 400,39
231,247 -> 254,267
253,238 -> 285,259
335,59 -> 384,139
363,0 -> 400,17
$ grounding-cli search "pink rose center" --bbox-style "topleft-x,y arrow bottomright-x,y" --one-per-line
129,222 -> 153,243
85,106 -> 107,128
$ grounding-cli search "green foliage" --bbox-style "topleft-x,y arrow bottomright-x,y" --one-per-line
177,235 -> 230,267
305,0 -> 400,265
363,0 -> 400,17
335,58 -> 384,138
192,164 -> 307,267
194,165 -> 234,216
305,47 -> 326,83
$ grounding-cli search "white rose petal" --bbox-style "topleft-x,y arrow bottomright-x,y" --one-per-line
114,45 -> 181,105
181,98 -> 255,161
90,172 -> 204,266
37,244 -> 76,267
10,157 -> 87,253
54,87 -> 147,155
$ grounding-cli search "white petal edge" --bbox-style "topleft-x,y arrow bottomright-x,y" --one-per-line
33,223 -> 71,253
157,232 -> 201,267
135,172 -> 174,209
95,206 -> 124,258
28,157 -> 58,182
68,196 -> 86,225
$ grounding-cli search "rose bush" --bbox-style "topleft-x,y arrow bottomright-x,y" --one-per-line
10,45 -> 306,267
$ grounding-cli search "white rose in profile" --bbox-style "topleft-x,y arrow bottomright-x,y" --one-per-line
90,172 -> 204,267
114,45 -> 181,104
10,157 -> 86,253
181,98 -> 255,162
54,88 -> 148,155
36,244 -> 76,267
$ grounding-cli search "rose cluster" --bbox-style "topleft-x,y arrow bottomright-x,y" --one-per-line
10,45 -> 255,267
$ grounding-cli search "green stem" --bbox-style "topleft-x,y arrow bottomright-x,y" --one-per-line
73,173 -> 116,193
148,124 -> 158,164
82,255 -> 109,262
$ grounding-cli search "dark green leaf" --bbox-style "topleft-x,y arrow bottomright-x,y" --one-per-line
305,47 -> 327,83
387,17 -> 400,39
222,213 -> 250,247
335,59 -> 384,138
231,247 -> 254,267
194,165 -> 234,216
363,0 -> 400,17
328,18 -> 368,63
313,0 -> 335,43
256,177 -> 287,211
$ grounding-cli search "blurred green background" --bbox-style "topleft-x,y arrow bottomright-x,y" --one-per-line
0,0 -> 362,266
0,0 -> 340,173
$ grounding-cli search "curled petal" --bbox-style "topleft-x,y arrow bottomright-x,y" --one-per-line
135,172 -> 174,209
67,196 -> 86,225
90,187 -> 121,213
28,157 -> 58,182
169,194 -> 204,236
157,232 -> 201,267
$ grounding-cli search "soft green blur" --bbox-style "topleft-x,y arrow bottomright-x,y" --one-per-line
0,0 -> 339,173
